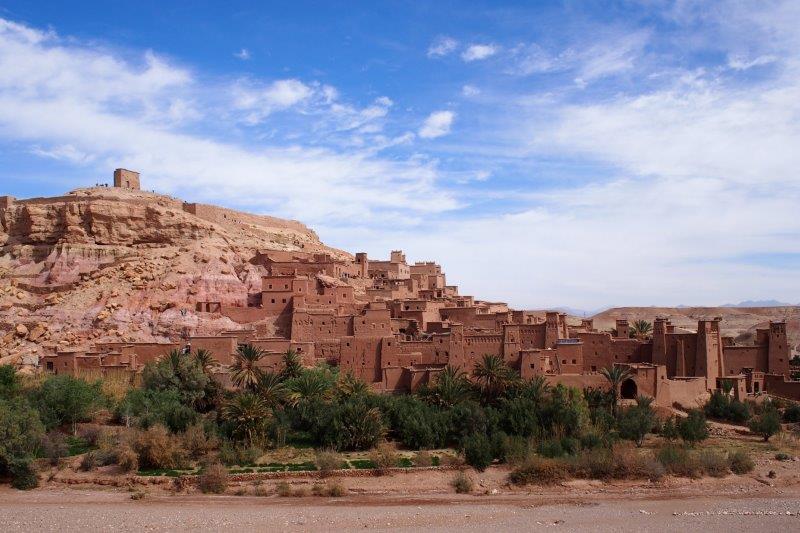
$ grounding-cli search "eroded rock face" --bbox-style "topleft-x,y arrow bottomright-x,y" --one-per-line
0,186 -> 346,365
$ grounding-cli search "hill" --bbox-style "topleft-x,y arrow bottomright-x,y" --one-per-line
0,186 -> 346,365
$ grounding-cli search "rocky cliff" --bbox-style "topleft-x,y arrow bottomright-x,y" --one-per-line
0,187 -> 346,366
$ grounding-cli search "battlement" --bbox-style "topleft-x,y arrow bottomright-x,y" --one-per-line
0,195 -> 14,209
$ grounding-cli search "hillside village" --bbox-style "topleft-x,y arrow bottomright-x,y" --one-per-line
2,169 -> 799,406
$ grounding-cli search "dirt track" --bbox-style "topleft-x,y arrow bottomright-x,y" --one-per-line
2,485 -> 798,532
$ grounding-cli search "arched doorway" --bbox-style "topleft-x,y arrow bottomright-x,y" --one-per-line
620,378 -> 638,399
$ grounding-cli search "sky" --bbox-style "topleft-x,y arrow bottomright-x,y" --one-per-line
0,0 -> 799,311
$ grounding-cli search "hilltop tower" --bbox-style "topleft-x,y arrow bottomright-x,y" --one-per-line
113,168 -> 140,190
768,321 -> 790,375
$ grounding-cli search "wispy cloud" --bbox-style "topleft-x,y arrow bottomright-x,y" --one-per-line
461,44 -> 498,62
419,110 -> 455,138
234,48 -> 250,60
427,36 -> 458,57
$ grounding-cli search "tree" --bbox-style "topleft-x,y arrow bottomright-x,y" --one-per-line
472,355 -> 517,404
678,409 -> 709,446
336,372 -> 369,400
280,349 -> 303,381
0,365 -> 21,399
463,433 -> 493,471
323,396 -> 385,451
0,397 -> 44,490
617,395 -> 656,447
116,388 -> 199,432
421,365 -> 473,407
661,417 -> 679,441
193,349 -> 215,374
230,344 -> 264,391
600,365 -> 633,417
222,393 -> 271,445
142,349 -> 211,408
255,371 -> 286,407
286,370 -> 334,407
748,404 -> 782,442
630,320 -> 653,338
34,374 -> 101,434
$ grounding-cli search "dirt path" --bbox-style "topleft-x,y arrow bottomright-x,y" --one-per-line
2,484 -> 799,532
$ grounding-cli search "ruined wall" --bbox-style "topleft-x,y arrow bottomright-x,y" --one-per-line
723,345 -> 768,375
182,202 -> 312,235
764,374 -> 800,400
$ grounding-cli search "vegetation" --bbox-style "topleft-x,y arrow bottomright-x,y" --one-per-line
617,396 -> 656,447
677,409 -> 709,445
704,386 -> 751,424
198,462 -> 228,494
451,470 -> 474,493
748,403 -> 782,442
600,365 -> 633,416
630,320 -> 653,338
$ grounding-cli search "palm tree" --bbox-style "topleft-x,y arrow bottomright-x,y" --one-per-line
194,349 -> 215,374
286,371 -> 334,407
337,372 -> 370,399
472,354 -> 517,404
600,365 -> 634,417
279,349 -> 303,381
427,365 -> 473,407
516,375 -> 551,404
255,371 -> 286,407
630,319 -> 653,339
222,392 -> 270,445
231,344 -> 264,391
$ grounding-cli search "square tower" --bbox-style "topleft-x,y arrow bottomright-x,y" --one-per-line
113,168 -> 140,190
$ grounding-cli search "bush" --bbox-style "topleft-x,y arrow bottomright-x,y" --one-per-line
617,400 -> 656,447
775,452 -> 791,461
728,450 -> 755,474
79,451 -> 98,471
369,442 -> 399,474
451,471 -> 474,493
748,405 -> 782,442
414,450 -> 434,467
132,424 -> 187,470
660,417 -> 679,441
116,444 -> 139,472
9,459 -> 38,490
537,437 -> 565,458
698,450 -> 729,477
33,375 -> 102,433
463,433 -> 493,471
181,423 -> 218,459
657,445 -> 702,478
783,403 -> 800,423
572,445 -> 663,481
315,449 -> 344,477
77,424 -> 102,447
0,364 -> 21,398
117,389 -> 199,433
678,410 -> 709,445
198,463 -> 228,494
325,481 -> 346,497
41,430 -> 68,465
141,350 -> 212,409
276,481 -> 292,497
704,390 -> 750,423
509,456 -> 570,486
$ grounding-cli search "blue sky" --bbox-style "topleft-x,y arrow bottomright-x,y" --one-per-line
1,1 -> 799,309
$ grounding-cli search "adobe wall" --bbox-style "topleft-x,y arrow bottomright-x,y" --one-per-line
661,377 -> 710,408
182,202 -> 311,235
764,374 -> 800,400
95,342 -> 180,365
189,336 -> 238,364
578,333 -> 651,372
544,373 -> 607,391
463,333 -> 503,361
723,345 -> 768,375
220,305 -> 269,324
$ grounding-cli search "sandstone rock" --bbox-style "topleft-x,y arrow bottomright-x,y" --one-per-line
28,324 -> 47,342
14,323 -> 28,337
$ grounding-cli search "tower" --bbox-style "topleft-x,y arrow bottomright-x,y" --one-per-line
355,252 -> 369,278
615,319 -> 630,339
113,168 -> 140,190
768,321 -> 790,375
695,318 -> 724,388
652,318 -> 668,367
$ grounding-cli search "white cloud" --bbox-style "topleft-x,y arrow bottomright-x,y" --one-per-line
419,110 -> 455,138
727,54 -> 777,70
461,85 -> 480,97
461,44 -> 498,62
234,48 -> 250,60
427,36 -> 458,58
0,17 -> 457,226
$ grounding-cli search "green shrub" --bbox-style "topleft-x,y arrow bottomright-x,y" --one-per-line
775,452 -> 791,461
117,389 -> 199,433
9,459 -> 38,490
33,375 -> 102,433
141,350 -> 212,409
660,417 -> 679,441
678,410 -> 709,445
537,437 -> 565,458
198,463 -> 228,494
657,445 -> 702,478
451,471 -> 474,493
322,396 -> 385,451
463,433 -> 493,471
783,403 -> 800,423
748,405 -> 782,442
0,364 -> 21,399
728,450 -> 755,474
509,456 -> 570,486
617,397 -> 656,447
79,451 -> 98,471
698,450 -> 729,477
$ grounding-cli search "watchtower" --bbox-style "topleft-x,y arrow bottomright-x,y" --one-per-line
113,168 -> 140,190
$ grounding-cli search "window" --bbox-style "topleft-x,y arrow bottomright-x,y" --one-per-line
591,365 -> 596,372
572,359 -> 577,364
282,299 -> 286,303
271,299 -> 275,304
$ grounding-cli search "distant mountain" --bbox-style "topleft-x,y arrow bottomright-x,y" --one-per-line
555,306 -> 610,317
721,300 -> 795,308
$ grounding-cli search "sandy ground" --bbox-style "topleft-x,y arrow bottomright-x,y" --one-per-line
2,480 -> 799,532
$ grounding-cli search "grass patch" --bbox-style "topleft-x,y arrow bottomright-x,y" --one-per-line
66,436 -> 91,456
349,459 -> 377,469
